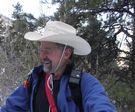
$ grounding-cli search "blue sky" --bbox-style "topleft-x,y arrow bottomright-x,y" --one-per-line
0,0 -> 58,18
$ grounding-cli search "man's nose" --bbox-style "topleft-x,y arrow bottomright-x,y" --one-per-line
40,51 -> 49,59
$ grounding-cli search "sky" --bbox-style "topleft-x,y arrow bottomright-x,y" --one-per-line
0,0 -> 59,18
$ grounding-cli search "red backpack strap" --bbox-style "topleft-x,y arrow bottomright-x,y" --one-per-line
45,73 -> 58,112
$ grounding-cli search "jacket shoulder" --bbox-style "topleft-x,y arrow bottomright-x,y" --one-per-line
80,72 -> 116,111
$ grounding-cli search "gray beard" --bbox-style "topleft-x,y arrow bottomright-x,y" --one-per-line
43,61 -> 56,73
43,65 -> 50,73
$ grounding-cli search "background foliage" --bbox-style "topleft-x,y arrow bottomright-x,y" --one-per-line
0,0 -> 135,111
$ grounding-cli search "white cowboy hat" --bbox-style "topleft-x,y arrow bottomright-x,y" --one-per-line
24,21 -> 91,55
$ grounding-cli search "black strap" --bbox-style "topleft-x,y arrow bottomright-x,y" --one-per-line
69,70 -> 84,112
26,66 -> 43,96
26,73 -> 33,95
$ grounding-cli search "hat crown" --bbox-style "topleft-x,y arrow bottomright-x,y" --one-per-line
44,21 -> 76,35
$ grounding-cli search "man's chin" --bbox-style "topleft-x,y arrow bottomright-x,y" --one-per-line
43,67 -> 55,74
43,65 -> 50,72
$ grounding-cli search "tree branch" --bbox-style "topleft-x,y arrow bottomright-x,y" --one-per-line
91,7 -> 134,17
121,25 -> 133,38
118,49 -> 131,55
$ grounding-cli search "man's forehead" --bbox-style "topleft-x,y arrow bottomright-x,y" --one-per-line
40,41 -> 57,46
40,41 -> 63,47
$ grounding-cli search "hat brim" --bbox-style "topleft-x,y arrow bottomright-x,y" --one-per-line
24,32 -> 91,55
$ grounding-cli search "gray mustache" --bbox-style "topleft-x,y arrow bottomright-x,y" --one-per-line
43,59 -> 52,64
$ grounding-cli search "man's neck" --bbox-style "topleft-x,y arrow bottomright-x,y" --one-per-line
53,66 -> 66,80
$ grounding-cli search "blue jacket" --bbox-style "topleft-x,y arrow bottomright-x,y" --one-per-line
1,65 -> 116,112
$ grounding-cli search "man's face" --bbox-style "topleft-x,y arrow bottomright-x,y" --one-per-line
39,41 -> 71,74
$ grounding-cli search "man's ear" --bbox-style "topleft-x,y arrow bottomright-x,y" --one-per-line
64,48 -> 72,59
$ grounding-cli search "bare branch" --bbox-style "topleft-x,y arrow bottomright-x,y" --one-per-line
118,49 -> 131,55
91,7 -> 134,17
121,26 -> 133,38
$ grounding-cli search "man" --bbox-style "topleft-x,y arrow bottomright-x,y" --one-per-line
1,21 -> 116,112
